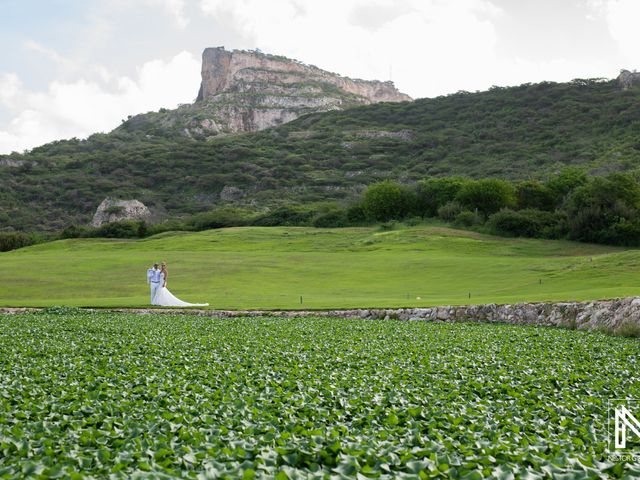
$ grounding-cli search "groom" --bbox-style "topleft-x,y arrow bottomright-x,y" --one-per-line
147,263 -> 162,305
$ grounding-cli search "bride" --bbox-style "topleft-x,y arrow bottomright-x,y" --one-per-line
153,262 -> 209,307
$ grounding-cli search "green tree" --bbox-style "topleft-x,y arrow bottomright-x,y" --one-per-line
546,167 -> 588,206
456,179 -> 516,216
362,181 -> 411,221
565,173 -> 640,244
416,177 -> 469,217
516,180 -> 554,211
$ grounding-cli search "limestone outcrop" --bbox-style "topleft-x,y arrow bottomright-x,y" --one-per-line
0,158 -> 28,167
617,69 -> 640,90
91,198 -> 151,227
121,47 -> 411,138
219,186 -> 244,202
197,47 -> 411,104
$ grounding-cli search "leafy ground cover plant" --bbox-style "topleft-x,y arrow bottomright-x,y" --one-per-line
1,312 -> 639,478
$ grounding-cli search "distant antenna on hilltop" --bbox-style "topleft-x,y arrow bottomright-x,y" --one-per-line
389,63 -> 393,82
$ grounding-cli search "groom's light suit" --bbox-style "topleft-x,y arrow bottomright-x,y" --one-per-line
147,267 -> 162,305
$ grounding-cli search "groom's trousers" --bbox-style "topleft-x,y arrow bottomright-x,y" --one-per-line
150,281 -> 161,305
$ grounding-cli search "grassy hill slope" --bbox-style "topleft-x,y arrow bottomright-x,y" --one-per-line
1,226 -> 638,308
2,79 -> 640,231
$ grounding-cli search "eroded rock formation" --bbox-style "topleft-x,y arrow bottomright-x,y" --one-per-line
122,47 -> 411,138
197,47 -> 411,104
91,199 -> 151,227
617,69 -> 640,90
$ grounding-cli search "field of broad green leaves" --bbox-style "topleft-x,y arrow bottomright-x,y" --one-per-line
1,311 -> 639,479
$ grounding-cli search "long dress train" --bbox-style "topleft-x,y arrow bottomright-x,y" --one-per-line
153,274 -> 209,307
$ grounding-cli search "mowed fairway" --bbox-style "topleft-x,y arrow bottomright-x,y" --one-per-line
1,226 -> 639,308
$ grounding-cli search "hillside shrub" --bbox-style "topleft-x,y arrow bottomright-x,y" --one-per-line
416,177 -> 469,217
60,225 -> 92,239
454,210 -> 483,227
488,209 -> 559,238
145,219 -> 191,236
94,220 -> 146,238
378,221 -> 398,231
187,208 -> 252,230
564,174 -> 640,244
456,179 -> 516,216
516,180 -> 554,211
312,208 -> 349,228
0,232 -> 36,252
346,202 -> 368,224
404,216 -> 423,227
437,201 -> 464,221
362,181 -> 411,221
252,206 -> 315,226
547,167 -> 588,205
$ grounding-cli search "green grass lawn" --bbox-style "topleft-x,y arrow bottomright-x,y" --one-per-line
1,312 -> 638,478
0,226 -> 638,309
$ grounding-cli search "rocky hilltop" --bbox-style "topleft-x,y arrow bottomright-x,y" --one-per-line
121,47 -> 411,137
618,69 -> 640,90
197,47 -> 410,104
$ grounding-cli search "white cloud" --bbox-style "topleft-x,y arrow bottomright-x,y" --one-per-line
24,40 -> 79,70
601,0 -> 640,67
147,0 -> 190,28
0,51 -> 200,154
101,0 -> 191,28
586,0 -> 640,67
0,74 -> 22,109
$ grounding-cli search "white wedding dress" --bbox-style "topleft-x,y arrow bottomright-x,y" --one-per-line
153,274 -> 209,307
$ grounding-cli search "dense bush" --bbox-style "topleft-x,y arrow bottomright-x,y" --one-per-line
345,202 -> 367,224
437,201 -> 464,221
516,181 -> 555,211
252,206 -> 315,226
95,221 -> 146,238
362,181 -> 412,221
546,167 -> 588,205
312,208 -> 349,228
0,232 -> 37,252
487,209 -> 560,238
564,174 -> 640,245
416,177 -> 469,217
454,210 -> 483,227
60,221 -> 147,239
456,179 -> 517,216
186,208 -> 253,230
60,225 -> 92,239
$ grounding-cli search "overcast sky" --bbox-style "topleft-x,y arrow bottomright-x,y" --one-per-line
1,0 -> 639,154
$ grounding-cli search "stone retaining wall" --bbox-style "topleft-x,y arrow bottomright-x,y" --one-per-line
2,297 -> 640,335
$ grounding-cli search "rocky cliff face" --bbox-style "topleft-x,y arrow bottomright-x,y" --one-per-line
617,69 -> 640,90
121,47 -> 411,138
197,47 -> 411,104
